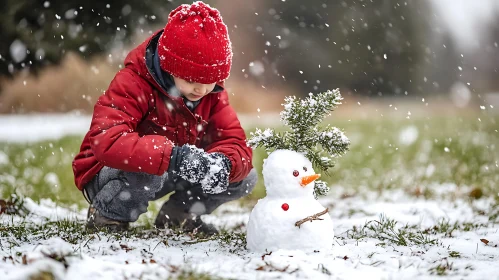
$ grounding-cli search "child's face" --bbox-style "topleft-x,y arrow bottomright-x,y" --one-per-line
172,76 -> 217,101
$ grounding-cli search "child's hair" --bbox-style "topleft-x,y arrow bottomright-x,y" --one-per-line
158,1 -> 232,84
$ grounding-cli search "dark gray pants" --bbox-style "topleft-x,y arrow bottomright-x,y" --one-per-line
84,167 -> 258,222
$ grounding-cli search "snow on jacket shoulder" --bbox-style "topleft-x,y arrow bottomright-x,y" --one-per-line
72,31 -> 253,190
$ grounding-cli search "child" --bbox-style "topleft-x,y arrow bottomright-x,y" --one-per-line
72,1 -> 256,235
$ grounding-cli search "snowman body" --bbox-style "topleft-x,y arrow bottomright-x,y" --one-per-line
247,197 -> 334,252
246,149 -> 335,252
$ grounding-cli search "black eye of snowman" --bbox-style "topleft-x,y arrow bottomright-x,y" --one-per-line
293,170 -> 299,177
303,167 -> 307,172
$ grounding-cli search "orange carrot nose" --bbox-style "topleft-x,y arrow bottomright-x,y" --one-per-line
300,174 -> 321,187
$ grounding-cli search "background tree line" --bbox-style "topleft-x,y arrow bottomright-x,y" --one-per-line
1,0 -> 498,99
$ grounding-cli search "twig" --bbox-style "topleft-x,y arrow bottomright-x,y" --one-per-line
295,208 -> 329,228
261,251 -> 272,260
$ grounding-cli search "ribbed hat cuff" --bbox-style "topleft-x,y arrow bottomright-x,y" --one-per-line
159,48 -> 231,84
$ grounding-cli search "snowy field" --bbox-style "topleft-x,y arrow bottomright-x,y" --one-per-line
1,186 -> 499,280
1,113 -> 498,279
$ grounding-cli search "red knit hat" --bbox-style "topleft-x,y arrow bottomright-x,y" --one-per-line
157,1 -> 232,84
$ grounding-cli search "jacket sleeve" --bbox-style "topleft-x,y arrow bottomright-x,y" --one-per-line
88,68 -> 174,175
202,91 -> 253,182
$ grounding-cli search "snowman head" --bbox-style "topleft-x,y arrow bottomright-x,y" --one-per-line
262,149 -> 320,198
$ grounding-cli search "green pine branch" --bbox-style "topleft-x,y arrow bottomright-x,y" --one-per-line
249,89 -> 350,171
246,128 -> 289,151
248,89 -> 351,198
313,180 -> 330,199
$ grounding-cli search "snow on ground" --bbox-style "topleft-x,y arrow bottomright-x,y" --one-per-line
0,113 -> 91,143
1,114 -> 498,279
1,186 -> 498,280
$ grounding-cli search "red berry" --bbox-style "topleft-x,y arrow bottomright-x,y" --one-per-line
281,203 -> 289,211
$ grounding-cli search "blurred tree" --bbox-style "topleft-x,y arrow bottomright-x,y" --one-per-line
235,0 -> 448,97
480,16 -> 499,91
0,0 -> 187,78
1,0 -> 466,97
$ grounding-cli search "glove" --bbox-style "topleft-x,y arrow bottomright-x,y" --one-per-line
169,144 -> 210,183
169,145 -> 232,193
200,152 -> 232,194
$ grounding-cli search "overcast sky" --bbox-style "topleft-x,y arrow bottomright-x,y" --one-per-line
430,0 -> 499,50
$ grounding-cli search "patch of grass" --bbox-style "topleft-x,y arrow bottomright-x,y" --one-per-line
346,214 -> 438,246
0,194 -> 28,215
488,201 -> 499,223
449,251 -> 461,258
345,215 -> 490,248
1,218 -> 88,250
250,113 -> 499,200
0,215 -> 170,250
0,136 -> 85,207
428,219 -> 458,236
1,113 -> 498,209
344,208 -> 372,218
423,219 -> 486,237
169,269 -> 223,280
428,258 -> 454,276
217,230 -> 247,253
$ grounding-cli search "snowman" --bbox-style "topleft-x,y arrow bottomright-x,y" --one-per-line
246,89 -> 349,252
246,149 -> 335,252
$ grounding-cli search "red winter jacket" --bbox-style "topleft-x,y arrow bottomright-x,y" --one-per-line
72,32 -> 253,191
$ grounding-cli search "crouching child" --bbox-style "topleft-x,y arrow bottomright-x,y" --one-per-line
72,1 -> 257,235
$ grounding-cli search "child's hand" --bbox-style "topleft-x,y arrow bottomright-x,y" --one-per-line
171,145 -> 210,184
200,153 -> 232,194
170,145 -> 232,193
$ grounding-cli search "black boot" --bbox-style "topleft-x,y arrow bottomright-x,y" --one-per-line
154,202 -> 218,236
86,205 -> 129,233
